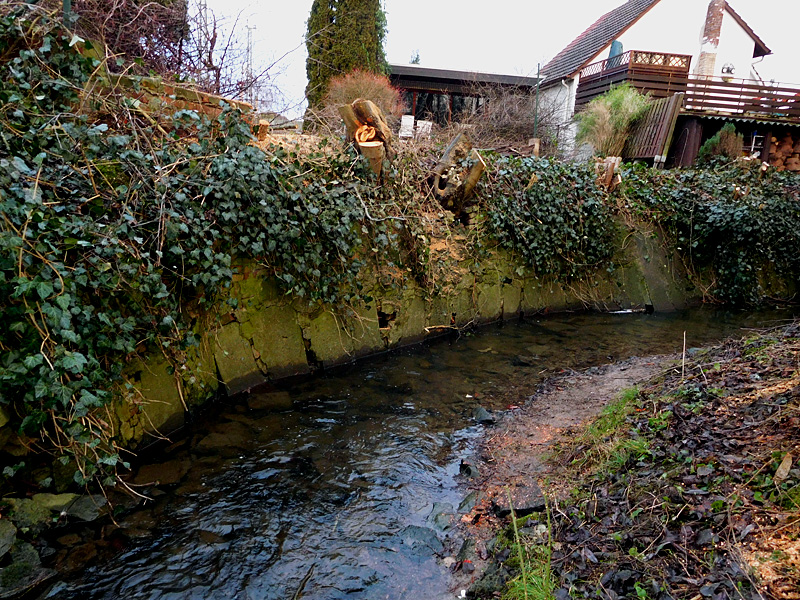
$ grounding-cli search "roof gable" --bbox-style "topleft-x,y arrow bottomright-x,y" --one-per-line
541,0 -> 771,85
541,0 -> 661,84
723,3 -> 771,58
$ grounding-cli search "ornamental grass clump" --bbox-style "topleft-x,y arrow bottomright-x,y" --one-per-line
575,83 -> 651,157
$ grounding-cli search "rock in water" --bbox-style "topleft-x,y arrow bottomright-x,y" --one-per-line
472,406 -> 496,425
511,355 -> 538,367
459,460 -> 480,478
400,525 -> 444,556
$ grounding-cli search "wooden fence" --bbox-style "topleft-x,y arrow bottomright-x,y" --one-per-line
625,93 -> 684,165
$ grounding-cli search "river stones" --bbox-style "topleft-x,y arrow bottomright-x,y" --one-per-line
133,458 -> 192,486
492,481 -> 546,517
247,391 -> 292,411
428,502 -> 455,531
0,520 -> 16,560
457,491 -> 480,514
459,460 -> 480,478
400,525 -> 444,556
0,542 -> 55,597
472,406 -> 495,425
511,355 -> 539,367
6,499 -> 51,534
30,493 -> 79,516
64,495 -> 107,522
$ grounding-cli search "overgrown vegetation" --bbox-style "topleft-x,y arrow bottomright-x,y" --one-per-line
0,7 -> 402,491
485,157 -> 617,280
575,83 -> 651,157
2,3 -> 800,498
618,160 -> 800,304
0,7 -> 620,492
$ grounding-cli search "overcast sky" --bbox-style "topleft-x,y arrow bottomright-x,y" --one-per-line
206,0 -> 800,117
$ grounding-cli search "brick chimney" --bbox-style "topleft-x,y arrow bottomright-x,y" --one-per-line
695,0 -> 726,77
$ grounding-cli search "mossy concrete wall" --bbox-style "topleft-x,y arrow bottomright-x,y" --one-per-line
112,221 -> 697,447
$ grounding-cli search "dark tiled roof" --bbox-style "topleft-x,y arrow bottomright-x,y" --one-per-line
541,0 -> 662,84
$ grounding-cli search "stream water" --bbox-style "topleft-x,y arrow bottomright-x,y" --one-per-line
44,308 -> 794,600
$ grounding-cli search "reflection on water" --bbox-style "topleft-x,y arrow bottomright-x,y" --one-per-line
46,308 -> 793,599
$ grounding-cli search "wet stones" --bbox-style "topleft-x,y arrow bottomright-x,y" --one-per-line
132,459 -> 192,487
0,521 -> 16,560
400,525 -> 445,556
459,460 -> 480,479
491,481 -> 546,518
0,542 -> 55,598
472,406 -> 496,425
247,391 -> 293,412
511,355 -> 539,367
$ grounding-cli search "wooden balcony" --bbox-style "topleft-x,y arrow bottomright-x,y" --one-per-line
576,50 -> 692,109
576,50 -> 800,125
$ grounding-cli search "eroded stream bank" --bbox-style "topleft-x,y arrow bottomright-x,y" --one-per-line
31,308 -> 796,600
465,319 -> 800,600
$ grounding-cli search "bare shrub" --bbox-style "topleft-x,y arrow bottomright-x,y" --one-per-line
309,69 -> 403,135
458,83 -> 562,155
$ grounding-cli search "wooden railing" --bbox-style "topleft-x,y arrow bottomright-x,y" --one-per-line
579,50 -> 691,79
576,50 -> 800,122
576,50 -> 692,108
682,76 -> 800,120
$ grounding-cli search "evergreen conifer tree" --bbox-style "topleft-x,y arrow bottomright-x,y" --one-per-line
305,0 -> 388,109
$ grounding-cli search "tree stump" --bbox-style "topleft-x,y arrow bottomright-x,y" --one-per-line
432,132 -> 486,220
338,99 -> 393,177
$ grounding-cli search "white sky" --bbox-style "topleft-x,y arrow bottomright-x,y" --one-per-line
206,0 -> 800,117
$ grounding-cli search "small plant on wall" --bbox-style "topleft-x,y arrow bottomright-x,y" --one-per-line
575,83 -> 651,157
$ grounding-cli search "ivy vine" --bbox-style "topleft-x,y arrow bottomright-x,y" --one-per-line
618,160 -> 800,304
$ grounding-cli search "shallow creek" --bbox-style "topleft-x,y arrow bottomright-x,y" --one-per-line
45,308 -> 793,600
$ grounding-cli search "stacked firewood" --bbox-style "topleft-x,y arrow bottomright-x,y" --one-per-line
769,133 -> 800,172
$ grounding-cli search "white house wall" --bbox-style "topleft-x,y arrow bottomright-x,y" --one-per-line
539,78 -> 578,155
716,11 -> 762,81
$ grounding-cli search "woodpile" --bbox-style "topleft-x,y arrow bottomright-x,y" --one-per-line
769,132 -> 800,172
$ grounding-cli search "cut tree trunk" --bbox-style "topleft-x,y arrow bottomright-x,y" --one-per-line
432,132 -> 486,219
338,98 -> 393,177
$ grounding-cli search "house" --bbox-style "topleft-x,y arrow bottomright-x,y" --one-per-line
389,64 -> 539,126
539,0 -> 800,167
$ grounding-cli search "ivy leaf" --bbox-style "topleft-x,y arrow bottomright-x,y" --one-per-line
36,281 -> 54,299
61,352 -> 88,374
23,354 -> 44,370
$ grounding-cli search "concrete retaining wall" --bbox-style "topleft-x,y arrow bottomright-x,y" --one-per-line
112,222 -> 697,448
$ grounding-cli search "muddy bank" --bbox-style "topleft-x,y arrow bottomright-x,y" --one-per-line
451,356 -> 674,595
460,323 -> 800,599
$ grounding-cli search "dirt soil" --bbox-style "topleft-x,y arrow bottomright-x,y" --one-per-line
455,324 -> 800,600
451,357 -> 672,590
